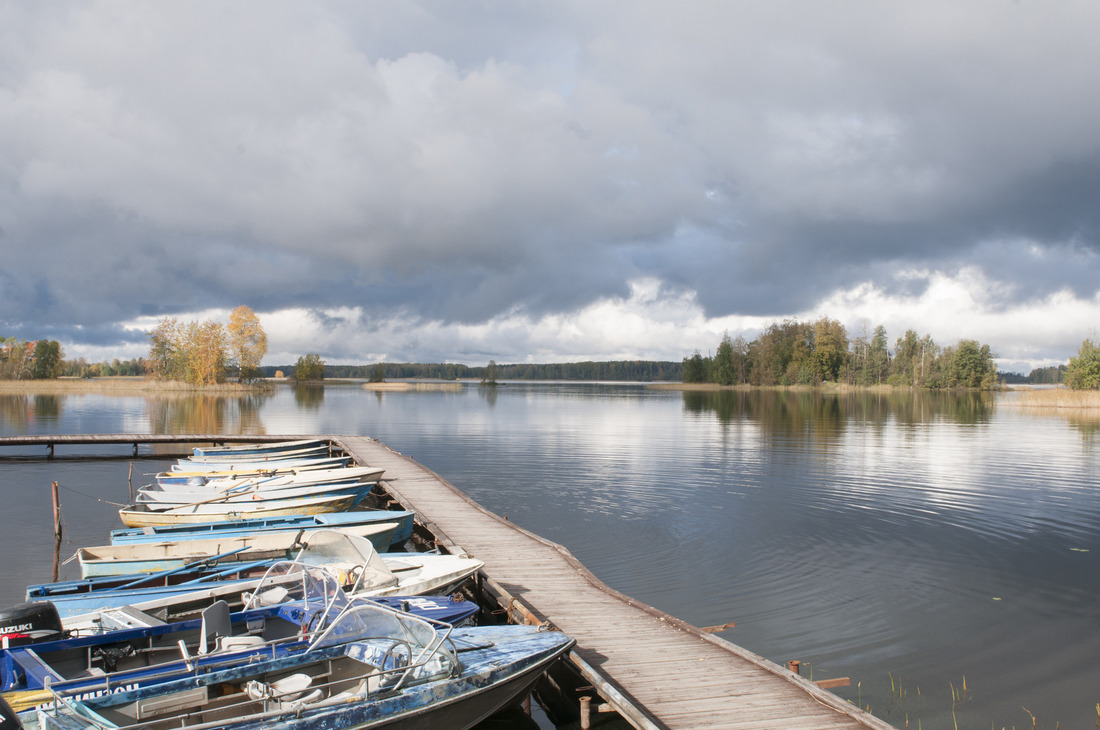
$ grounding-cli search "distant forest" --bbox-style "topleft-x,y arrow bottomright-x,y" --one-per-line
260,360 -> 682,382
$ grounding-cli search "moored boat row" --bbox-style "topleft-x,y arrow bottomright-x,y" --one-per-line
0,439 -> 575,729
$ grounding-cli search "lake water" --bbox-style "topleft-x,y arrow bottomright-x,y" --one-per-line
1,383 -> 1098,729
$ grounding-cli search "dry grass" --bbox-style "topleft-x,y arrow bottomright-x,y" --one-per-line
0,377 -> 269,394
1002,386 -> 1100,410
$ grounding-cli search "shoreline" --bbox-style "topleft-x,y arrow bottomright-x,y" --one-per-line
0,377 -> 276,394
3,378 -> 1097,410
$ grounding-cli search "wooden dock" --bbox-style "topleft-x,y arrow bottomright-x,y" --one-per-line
335,436 -> 894,730
0,433 -> 894,729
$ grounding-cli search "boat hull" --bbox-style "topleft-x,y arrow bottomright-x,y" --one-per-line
36,625 -> 575,730
77,523 -> 399,578
109,511 -> 415,550
118,495 -> 358,528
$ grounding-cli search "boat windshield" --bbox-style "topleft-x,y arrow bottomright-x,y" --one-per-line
308,602 -> 458,689
243,561 -> 349,621
292,529 -> 398,592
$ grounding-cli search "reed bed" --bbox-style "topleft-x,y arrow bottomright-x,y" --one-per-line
0,378 -> 268,394
1002,387 -> 1100,410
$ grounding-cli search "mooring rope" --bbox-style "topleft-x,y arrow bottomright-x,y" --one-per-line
55,482 -> 129,507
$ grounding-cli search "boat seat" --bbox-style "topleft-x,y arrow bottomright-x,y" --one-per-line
213,635 -> 267,653
245,673 -> 324,707
248,585 -> 290,607
198,600 -> 232,655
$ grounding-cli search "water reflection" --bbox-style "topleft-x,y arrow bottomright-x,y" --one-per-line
0,395 -> 35,431
293,384 -> 325,410
479,384 -> 499,407
144,392 -> 273,434
682,388 -> 996,430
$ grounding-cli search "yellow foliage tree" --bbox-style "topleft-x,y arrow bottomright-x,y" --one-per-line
183,320 -> 227,385
227,305 -> 268,382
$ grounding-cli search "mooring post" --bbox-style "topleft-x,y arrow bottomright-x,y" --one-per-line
787,660 -> 801,675
128,462 -> 134,501
51,480 -> 62,540
579,696 -> 592,730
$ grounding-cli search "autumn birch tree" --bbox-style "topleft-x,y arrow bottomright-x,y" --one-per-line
183,320 -> 227,385
227,305 -> 268,382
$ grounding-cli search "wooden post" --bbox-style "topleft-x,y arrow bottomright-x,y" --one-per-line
128,462 -> 134,501
787,660 -> 801,675
51,480 -> 62,541
579,696 -> 592,730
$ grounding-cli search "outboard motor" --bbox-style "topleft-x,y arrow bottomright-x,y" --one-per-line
0,601 -> 64,648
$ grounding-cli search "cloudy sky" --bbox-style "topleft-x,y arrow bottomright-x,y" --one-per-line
2,1 -> 1099,373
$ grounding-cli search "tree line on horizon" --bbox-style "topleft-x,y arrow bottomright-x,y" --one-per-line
5,315 -> 1098,389
683,318 -> 1000,388
265,359 -> 683,382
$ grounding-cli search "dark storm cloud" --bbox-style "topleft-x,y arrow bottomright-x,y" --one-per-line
3,1 -> 1100,365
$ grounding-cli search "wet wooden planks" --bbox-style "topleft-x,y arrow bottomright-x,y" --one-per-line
336,436 -> 893,730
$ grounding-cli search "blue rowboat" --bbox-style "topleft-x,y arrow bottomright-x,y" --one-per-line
192,439 -> 329,457
34,602 -> 574,730
109,511 -> 415,550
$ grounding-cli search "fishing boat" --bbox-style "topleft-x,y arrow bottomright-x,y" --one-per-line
1,566 -> 479,703
33,601 -> 574,730
162,456 -> 351,480
74,523 -> 400,578
191,439 -> 329,458
117,494 -> 359,528
108,511 -> 415,550
28,532 -> 484,619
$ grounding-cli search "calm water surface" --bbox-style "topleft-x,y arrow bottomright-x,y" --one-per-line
2,383 -> 1098,729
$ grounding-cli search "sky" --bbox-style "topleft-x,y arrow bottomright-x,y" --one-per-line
2,1 -> 1100,374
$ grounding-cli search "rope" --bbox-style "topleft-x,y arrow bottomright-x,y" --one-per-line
55,482 -> 129,507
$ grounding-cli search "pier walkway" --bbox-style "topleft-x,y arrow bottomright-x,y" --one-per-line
336,436 -> 894,730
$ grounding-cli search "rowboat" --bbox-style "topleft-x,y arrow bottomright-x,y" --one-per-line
109,511 -> 415,550
192,439 -> 329,457
196,465 -> 384,490
156,461 -> 369,490
138,466 -> 384,504
117,494 -> 359,528
1,566 -> 479,702
74,523 -> 400,578
163,456 -> 351,479
178,445 -> 331,466
34,602 -> 574,730
28,532 -> 484,619
134,482 -> 372,510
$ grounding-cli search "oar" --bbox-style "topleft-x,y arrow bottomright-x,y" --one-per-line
113,547 -> 255,590
177,558 -> 274,584
139,484 -> 266,513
